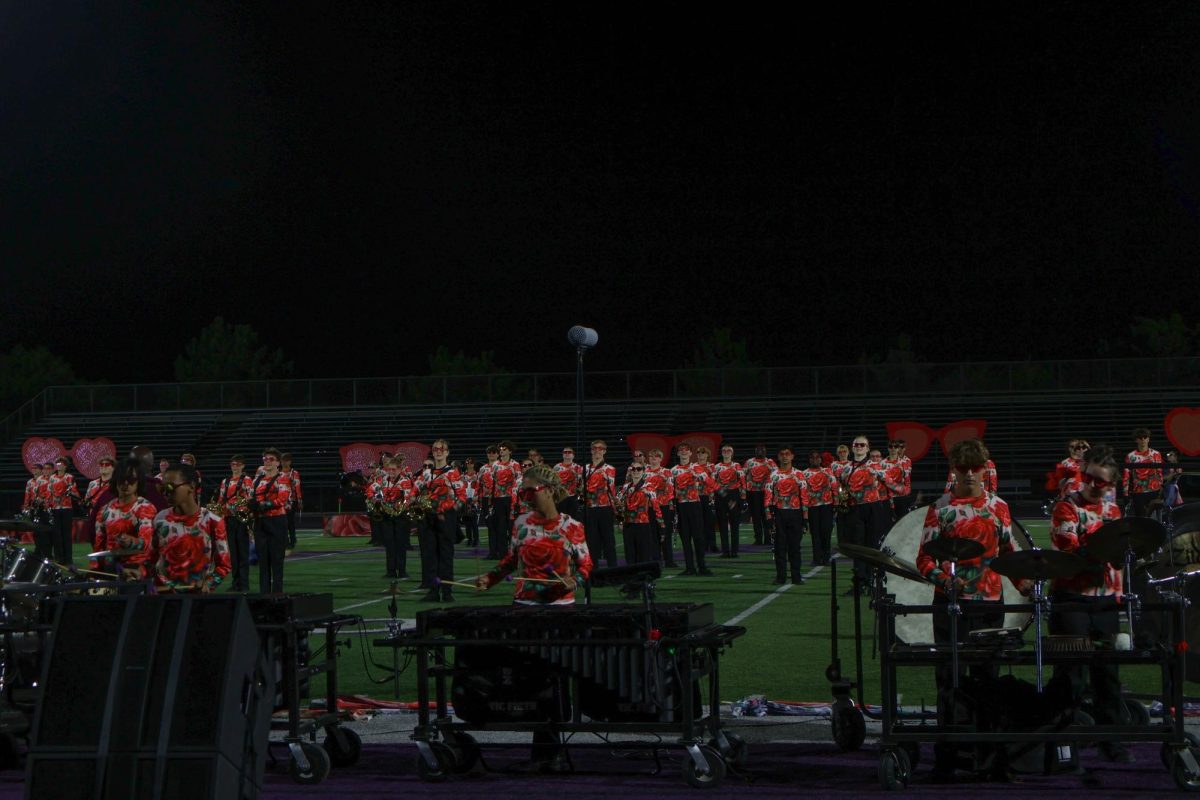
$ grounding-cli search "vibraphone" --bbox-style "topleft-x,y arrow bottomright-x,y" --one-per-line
376,602 -> 746,788
248,593 -> 363,786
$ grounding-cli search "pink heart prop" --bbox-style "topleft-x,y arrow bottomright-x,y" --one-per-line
1165,408 -> 1200,457
70,437 -> 116,480
339,443 -> 380,475
22,437 -> 66,473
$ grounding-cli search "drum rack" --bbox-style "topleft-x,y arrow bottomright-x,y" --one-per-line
249,597 -> 363,786
873,597 -> 1197,790
374,605 -> 747,789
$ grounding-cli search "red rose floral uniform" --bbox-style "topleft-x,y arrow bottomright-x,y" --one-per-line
1122,439 -> 1163,519
47,459 -> 82,565
915,440 -> 1017,779
835,439 -> 891,586
94,496 -> 158,580
743,448 -> 778,545
485,447 -> 522,560
713,448 -> 746,557
553,449 -> 584,520
644,453 -> 677,568
583,442 -> 619,568
615,466 -> 665,565
764,450 -> 809,585
414,441 -> 467,601
801,453 -> 840,566
251,451 -> 292,593
670,445 -> 713,576
216,462 -> 255,591
152,505 -> 231,592
1049,446 -> 1133,760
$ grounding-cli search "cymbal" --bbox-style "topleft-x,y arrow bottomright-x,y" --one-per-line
923,537 -> 985,563
836,543 -> 928,584
990,549 -> 1089,581
1084,517 -> 1168,563
0,519 -> 53,535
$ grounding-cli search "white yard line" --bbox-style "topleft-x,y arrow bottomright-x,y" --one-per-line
337,596 -> 398,613
731,574 -> 743,579
329,578 -> 349,583
723,566 -> 823,627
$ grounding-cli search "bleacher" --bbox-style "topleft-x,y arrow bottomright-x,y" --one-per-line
1,386 -> 1194,515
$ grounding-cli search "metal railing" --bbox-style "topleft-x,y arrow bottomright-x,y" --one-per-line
3,356 -> 1198,419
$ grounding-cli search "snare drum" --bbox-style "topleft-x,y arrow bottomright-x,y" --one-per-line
881,506 -> 1034,645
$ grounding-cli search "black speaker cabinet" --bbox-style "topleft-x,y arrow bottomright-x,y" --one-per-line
25,595 -> 274,800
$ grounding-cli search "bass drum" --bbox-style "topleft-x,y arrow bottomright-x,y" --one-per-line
881,505 -> 1034,645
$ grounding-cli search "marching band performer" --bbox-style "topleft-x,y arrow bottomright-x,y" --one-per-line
886,440 -> 914,518
802,450 -> 839,566
1048,438 -> 1090,499
1050,444 -> 1133,762
552,447 -> 583,520
916,438 -> 1018,780
180,453 -> 203,503
366,462 -> 387,548
379,457 -> 411,580
1122,427 -> 1163,518
461,458 -> 481,547
415,439 -> 467,602
486,442 -> 522,560
281,452 -> 303,552
623,449 -> 647,485
713,445 -> 746,558
694,446 -> 720,554
478,445 -> 499,555
250,447 -> 292,593
583,440 -> 618,567
670,444 -> 714,576
644,449 -> 678,568
616,463 -> 664,564
83,456 -> 115,513
22,463 -> 43,515
94,458 -> 158,581
743,444 -> 777,546
836,437 -> 892,588
48,457 -> 81,564
764,446 -> 808,584
154,462 -> 231,592
216,455 -> 254,591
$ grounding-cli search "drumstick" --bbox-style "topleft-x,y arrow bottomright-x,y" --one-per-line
548,568 -> 570,586
55,562 -> 119,579
433,578 -> 482,590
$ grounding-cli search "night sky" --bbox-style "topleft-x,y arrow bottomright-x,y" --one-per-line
5,2 -> 1199,383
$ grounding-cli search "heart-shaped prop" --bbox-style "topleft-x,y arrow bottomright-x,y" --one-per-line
339,443 -> 380,475
70,437 -> 117,480
1165,408 -> 1200,457
391,442 -> 431,470
22,437 -> 66,473
625,432 -> 723,460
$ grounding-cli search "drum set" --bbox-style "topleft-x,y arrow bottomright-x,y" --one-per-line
827,504 -> 1200,789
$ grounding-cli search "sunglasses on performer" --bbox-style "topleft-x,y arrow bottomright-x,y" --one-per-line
1083,474 -> 1114,490
952,464 -> 985,473
852,443 -> 868,448
630,466 -> 645,472
517,485 -> 548,503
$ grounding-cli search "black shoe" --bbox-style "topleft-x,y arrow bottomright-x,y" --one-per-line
772,577 -> 787,585
793,576 -> 806,584
419,591 -> 440,602
698,568 -> 715,576
679,569 -> 697,576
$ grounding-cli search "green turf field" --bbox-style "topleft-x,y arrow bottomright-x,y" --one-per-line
67,517 -> 1177,707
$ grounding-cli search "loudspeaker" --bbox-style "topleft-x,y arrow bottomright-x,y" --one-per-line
26,595 -> 273,800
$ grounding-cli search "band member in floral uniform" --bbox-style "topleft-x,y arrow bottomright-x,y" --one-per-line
764,446 -> 809,584
744,445 -> 777,546
713,445 -> 746,558
22,463 -> 42,517
485,442 -> 522,560
645,450 -> 677,568
1046,439 -> 1089,499
802,450 -> 839,566
217,455 -> 255,591
553,447 -> 584,520
281,453 -> 303,551
916,438 -> 1018,779
415,439 -> 466,602
377,457 -> 411,580
836,437 -> 891,587
94,458 -> 158,581
583,440 -> 618,567
154,463 -> 231,592
670,444 -> 714,576
476,464 -> 592,603
82,457 -> 115,513
616,463 -> 664,565
460,458 -> 481,547
1050,444 -> 1132,762
886,440 -> 914,519
251,448 -> 292,593
1122,427 -> 1163,518
694,447 -> 720,554
46,457 -> 81,564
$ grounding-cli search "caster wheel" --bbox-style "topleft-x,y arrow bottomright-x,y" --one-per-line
1162,733 -> 1200,769
682,745 -> 726,789
290,742 -> 332,784
1173,746 -> 1200,791
899,741 -> 920,771
323,727 -> 362,768
1125,698 -> 1151,727
415,742 -> 453,782
709,732 -> 748,767
447,732 -> 481,772
832,703 -> 866,751
879,748 -> 911,790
